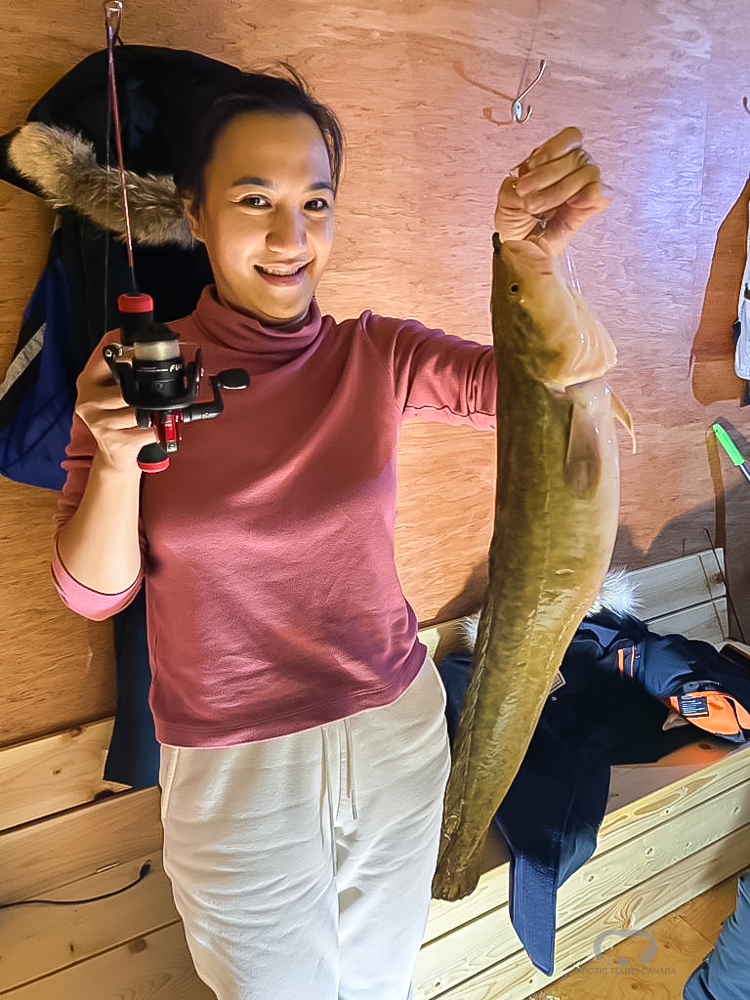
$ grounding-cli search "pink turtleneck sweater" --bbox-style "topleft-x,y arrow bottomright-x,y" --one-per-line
53,288 -> 496,747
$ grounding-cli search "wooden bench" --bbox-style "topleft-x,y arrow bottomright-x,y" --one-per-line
1,549 -> 749,999
415,548 -> 750,999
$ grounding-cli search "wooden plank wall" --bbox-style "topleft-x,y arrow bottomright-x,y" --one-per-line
1,3 -> 749,748
3,0 -> 750,752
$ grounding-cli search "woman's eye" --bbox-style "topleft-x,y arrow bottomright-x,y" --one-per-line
239,195 -> 269,208
306,198 -> 330,212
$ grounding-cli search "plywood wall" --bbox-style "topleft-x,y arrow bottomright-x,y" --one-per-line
1,0 -> 750,747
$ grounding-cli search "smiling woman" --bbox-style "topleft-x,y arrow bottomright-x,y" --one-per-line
48,64 -> 610,1000
182,112 -> 336,324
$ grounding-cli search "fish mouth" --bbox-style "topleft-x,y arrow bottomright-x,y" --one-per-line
501,239 -> 556,278
502,239 -> 552,263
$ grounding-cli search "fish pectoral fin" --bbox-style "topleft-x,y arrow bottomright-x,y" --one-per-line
564,398 -> 601,498
611,389 -> 636,454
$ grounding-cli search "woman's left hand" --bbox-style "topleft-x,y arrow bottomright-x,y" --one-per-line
494,127 -> 611,254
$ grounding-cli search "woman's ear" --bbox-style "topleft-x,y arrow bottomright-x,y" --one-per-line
182,197 -> 204,242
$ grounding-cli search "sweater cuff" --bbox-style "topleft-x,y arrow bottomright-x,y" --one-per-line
51,542 -> 143,621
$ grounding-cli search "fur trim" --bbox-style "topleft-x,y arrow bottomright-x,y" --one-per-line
455,566 -> 641,653
8,122 -> 193,247
586,565 -> 640,617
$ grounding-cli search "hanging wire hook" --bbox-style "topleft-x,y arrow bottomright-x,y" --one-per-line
744,96 -> 750,116
512,59 -> 547,124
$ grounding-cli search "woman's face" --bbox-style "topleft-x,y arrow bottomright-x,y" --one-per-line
186,111 -> 335,325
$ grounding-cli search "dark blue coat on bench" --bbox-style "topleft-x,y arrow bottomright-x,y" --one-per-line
438,610 -> 750,975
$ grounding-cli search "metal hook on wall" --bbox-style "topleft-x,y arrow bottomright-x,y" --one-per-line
512,59 -> 547,123
744,96 -> 750,115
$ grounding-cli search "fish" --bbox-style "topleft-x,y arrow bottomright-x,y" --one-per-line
432,235 -> 633,901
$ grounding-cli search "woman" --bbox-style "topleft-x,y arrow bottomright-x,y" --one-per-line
52,70 -> 609,1000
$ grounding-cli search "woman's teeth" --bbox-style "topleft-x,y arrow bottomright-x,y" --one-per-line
257,264 -> 306,276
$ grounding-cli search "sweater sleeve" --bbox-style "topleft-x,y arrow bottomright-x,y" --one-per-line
361,313 -> 497,430
51,343 -> 145,621
52,536 -> 143,621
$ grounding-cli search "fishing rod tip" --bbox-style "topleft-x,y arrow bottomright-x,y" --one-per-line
103,0 -> 123,30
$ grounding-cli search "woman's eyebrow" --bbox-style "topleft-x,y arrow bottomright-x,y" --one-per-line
231,175 -> 277,189
230,177 -> 334,193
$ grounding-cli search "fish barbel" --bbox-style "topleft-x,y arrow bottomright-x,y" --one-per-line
432,236 -> 633,900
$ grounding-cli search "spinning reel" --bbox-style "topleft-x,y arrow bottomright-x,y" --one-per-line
103,293 -> 249,472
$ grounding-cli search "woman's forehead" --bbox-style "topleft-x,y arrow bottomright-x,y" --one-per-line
208,111 -> 332,186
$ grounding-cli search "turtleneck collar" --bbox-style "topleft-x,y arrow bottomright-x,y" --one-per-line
191,285 -> 324,372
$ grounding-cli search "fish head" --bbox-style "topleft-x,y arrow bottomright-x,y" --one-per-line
491,238 -> 616,388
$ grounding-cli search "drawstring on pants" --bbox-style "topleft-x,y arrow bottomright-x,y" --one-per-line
321,727 -> 337,872
343,717 -> 358,821
320,719 -> 359,873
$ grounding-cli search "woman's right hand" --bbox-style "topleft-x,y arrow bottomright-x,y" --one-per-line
75,351 -> 157,472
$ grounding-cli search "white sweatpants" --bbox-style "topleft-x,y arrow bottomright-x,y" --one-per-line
159,656 -> 450,1000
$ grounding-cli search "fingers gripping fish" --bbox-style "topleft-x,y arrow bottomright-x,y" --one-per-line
432,236 -> 633,901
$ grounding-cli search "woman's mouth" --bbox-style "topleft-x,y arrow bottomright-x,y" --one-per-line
255,262 -> 310,286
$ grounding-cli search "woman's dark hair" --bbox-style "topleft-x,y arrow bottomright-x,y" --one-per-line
176,66 -> 344,211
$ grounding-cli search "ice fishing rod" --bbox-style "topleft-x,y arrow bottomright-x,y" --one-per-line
712,421 -> 750,484
100,0 -> 248,473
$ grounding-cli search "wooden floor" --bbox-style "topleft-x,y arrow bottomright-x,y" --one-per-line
526,873 -> 742,1000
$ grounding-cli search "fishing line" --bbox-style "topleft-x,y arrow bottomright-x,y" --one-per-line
562,228 -> 582,293
103,19 -> 113,337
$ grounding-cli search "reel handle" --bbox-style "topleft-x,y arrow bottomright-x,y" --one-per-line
137,441 -> 170,473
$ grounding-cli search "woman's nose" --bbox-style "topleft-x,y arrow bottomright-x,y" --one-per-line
267,207 -> 307,252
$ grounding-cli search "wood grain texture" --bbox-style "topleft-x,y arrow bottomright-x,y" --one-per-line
1,9 -> 750,996
0,853 -> 177,993
1,787 -> 161,905
2,0 -> 750,744
417,789 -> 750,999
423,742 -> 750,949
0,719 -> 127,830
526,874 -> 743,1000
1,922 -> 214,1000
0,479 -> 117,749
417,824 -> 750,1000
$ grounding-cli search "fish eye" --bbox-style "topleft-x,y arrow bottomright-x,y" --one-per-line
509,282 -> 521,294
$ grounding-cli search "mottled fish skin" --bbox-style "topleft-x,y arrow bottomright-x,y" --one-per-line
432,237 -> 628,901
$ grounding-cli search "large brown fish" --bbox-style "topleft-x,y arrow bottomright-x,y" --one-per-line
432,235 -> 633,901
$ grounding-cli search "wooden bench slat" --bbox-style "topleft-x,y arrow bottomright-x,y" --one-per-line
1,787 -> 162,905
425,742 -> 750,943
0,853 -> 178,992
419,774 -> 750,996
1,922 -> 213,1000
629,550 -> 725,623
0,719 -> 128,831
416,822 -> 750,1000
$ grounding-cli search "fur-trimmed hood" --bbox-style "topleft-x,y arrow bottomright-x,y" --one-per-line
0,45 -> 246,246
8,122 -> 192,247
